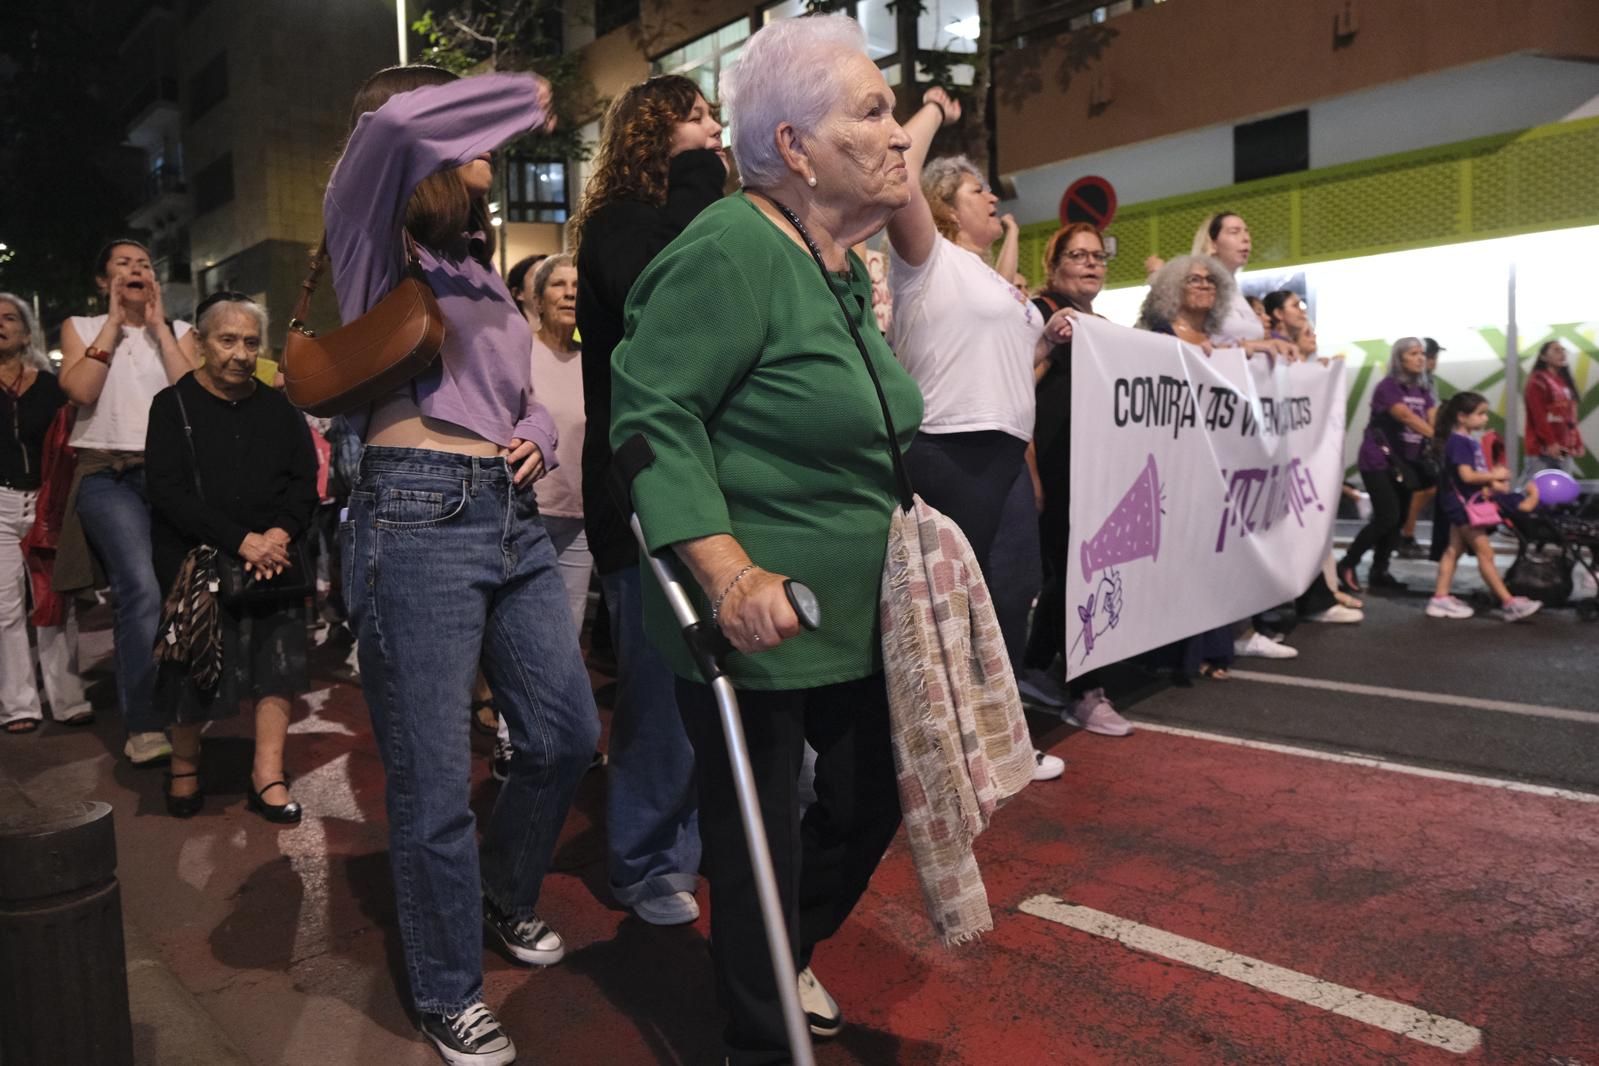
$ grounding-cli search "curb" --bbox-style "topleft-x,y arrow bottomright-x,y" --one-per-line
126,918 -> 254,1066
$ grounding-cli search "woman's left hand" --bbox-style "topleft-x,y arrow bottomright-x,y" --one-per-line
1043,307 -> 1076,347
717,568 -> 801,654
507,438 -> 546,486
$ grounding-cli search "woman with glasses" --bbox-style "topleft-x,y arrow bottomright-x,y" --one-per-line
58,239 -> 200,764
886,87 -> 1074,779
1022,223 -> 1132,736
1135,255 -> 1243,682
144,292 -> 318,819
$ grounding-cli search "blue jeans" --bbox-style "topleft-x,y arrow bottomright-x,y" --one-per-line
75,467 -> 163,735
343,448 -> 599,1015
600,565 -> 701,905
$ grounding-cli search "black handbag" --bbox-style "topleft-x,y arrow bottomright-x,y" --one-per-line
174,389 -> 312,604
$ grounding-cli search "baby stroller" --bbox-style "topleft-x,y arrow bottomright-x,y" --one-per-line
1499,501 -> 1599,621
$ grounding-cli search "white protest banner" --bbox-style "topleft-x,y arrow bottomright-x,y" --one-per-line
1065,316 -> 1348,679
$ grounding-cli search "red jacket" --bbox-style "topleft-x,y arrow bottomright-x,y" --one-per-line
20,406 -> 77,626
1524,367 -> 1584,458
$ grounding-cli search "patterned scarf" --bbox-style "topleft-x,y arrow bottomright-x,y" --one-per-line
879,496 -> 1035,946
153,546 -> 223,693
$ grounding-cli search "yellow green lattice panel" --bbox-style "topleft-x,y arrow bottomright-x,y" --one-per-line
1015,115 -> 1599,290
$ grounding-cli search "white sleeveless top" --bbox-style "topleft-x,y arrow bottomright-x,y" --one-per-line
67,315 -> 191,451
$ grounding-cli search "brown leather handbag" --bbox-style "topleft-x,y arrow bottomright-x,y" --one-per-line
281,233 -> 446,416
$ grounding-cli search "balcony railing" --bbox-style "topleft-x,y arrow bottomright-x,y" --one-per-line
124,77 -> 180,127
146,163 -> 187,201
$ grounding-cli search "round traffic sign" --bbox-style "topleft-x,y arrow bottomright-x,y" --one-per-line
1059,176 -> 1117,229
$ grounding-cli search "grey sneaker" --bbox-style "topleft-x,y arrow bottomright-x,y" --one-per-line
124,731 -> 172,765
633,890 -> 700,926
1499,596 -> 1543,622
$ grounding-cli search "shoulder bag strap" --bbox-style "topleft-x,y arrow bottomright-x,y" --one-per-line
289,231 -> 421,337
173,387 -> 206,502
754,193 -> 914,514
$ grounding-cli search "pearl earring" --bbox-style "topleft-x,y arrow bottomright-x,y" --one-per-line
807,176 -> 817,187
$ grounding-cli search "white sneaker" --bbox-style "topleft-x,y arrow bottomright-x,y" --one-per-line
633,890 -> 700,926
1303,604 -> 1363,624
1499,596 -> 1543,622
1032,750 -> 1065,781
124,731 -> 172,765
1233,631 -> 1298,659
1425,595 -> 1474,620
797,967 -> 842,1037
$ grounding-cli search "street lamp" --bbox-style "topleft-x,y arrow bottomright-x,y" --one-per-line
396,0 -> 409,64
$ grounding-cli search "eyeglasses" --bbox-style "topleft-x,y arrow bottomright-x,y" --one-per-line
1183,275 -> 1217,288
194,290 -> 253,317
1063,250 -> 1114,266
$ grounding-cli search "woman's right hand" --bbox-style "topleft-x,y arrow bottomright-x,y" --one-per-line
106,277 -> 128,328
533,77 -> 556,132
716,567 -> 801,654
238,532 -> 292,578
923,86 -> 961,127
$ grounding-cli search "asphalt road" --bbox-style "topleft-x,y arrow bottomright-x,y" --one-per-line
1088,545 -> 1599,793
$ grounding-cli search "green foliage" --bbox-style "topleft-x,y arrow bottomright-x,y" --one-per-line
412,3 -> 603,162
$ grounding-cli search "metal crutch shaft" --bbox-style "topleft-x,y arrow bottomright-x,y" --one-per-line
629,513 -> 818,1066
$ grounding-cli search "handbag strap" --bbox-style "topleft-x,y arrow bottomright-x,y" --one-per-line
288,231 -> 423,337
754,193 -> 914,514
173,388 -> 207,503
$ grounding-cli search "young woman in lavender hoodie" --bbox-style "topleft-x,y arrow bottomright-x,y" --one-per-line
325,65 -> 598,1065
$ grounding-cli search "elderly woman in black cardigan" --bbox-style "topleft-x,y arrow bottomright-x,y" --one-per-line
144,292 -> 318,820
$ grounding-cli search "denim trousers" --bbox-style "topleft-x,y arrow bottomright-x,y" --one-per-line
75,467 -> 164,735
343,448 -> 600,1015
600,565 -> 701,906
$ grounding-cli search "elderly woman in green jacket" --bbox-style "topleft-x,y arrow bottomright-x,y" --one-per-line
610,14 -> 921,1064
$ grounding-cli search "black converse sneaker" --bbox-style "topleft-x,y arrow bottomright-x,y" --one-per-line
418,1002 -> 515,1066
484,897 -> 566,965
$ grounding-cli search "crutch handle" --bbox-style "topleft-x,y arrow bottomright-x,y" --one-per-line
784,579 -> 821,631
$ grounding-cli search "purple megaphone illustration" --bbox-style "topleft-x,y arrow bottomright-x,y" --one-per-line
1081,453 -> 1162,582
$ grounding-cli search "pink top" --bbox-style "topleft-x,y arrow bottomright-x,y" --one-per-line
530,335 -> 585,519
323,73 -> 556,460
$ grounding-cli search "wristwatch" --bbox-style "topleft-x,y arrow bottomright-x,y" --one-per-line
85,346 -> 113,364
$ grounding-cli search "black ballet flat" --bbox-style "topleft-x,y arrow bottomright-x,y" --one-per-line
164,771 -> 204,818
247,779 -> 303,824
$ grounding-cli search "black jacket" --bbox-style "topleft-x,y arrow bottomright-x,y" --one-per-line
576,148 -> 727,574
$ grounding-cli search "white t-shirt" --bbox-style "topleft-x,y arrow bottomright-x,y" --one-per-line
1218,279 -> 1264,345
888,236 -> 1041,440
530,335 -> 585,519
67,315 -> 192,451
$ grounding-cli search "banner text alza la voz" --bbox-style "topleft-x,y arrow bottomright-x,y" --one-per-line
1065,316 -> 1348,679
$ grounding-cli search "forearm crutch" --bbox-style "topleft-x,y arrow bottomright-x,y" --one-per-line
614,434 -> 820,1066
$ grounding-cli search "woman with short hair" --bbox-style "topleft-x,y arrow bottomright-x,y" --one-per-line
0,293 -> 91,734
1340,337 -> 1436,594
573,72 -> 728,928
144,293 -> 318,819
325,64 -> 598,1064
609,15 -> 920,1060
58,240 -> 200,763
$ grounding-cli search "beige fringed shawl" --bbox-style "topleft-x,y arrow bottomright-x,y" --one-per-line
879,496 -> 1035,946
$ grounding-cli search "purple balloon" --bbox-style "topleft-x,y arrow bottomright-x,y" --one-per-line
1532,468 -> 1581,507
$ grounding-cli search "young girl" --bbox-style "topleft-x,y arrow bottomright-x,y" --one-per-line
1427,391 -> 1543,622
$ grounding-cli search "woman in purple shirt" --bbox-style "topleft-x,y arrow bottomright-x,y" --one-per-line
1338,337 -> 1436,593
325,66 -> 599,1065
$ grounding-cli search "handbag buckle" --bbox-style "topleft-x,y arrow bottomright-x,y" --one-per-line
287,318 -> 317,338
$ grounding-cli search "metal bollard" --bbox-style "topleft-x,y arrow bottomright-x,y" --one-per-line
0,801 -> 134,1066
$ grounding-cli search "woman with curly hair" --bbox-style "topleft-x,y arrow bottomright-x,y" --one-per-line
573,74 -> 727,928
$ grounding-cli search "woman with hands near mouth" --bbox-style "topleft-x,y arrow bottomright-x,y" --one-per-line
58,239 -> 200,765
885,85 -> 1075,766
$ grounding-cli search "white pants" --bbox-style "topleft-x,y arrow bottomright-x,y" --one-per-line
0,487 -> 90,725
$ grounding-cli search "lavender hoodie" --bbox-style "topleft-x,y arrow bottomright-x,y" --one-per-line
324,73 -> 556,461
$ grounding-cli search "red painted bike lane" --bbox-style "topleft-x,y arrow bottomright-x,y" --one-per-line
805,722 -> 1599,1065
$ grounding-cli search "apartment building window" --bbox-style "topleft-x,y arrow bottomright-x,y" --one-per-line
1234,110 -> 1309,184
505,156 -> 569,223
193,152 -> 234,215
653,18 -> 751,104
595,0 -> 639,36
761,1 -> 896,61
188,51 -> 228,121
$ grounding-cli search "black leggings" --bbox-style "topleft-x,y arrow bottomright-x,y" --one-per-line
1343,469 -> 1412,575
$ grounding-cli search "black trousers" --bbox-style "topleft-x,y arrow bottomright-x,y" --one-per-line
676,673 -> 902,1066
1344,469 -> 1412,576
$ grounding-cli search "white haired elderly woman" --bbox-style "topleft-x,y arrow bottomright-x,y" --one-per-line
609,14 -> 920,1062
1,293 -> 92,734
144,292 -> 318,819
884,87 -> 1077,750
